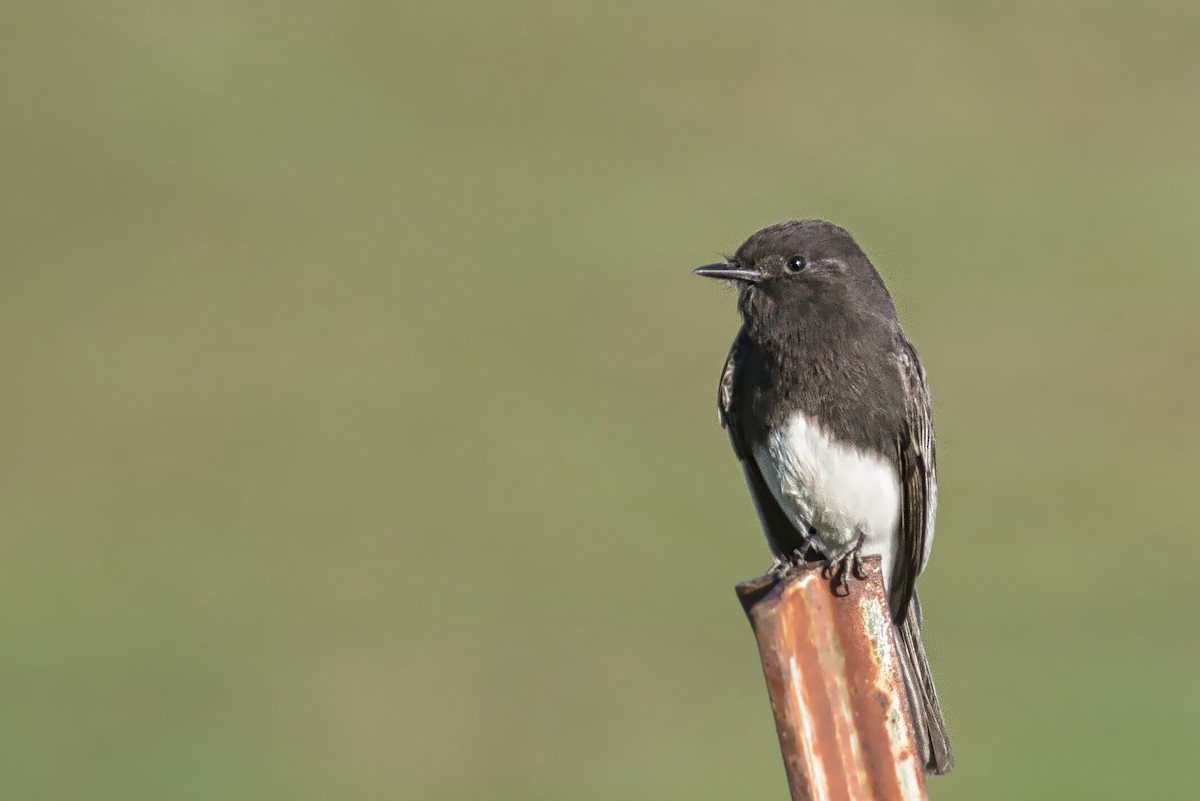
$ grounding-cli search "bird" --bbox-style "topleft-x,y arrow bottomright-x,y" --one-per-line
694,219 -> 953,775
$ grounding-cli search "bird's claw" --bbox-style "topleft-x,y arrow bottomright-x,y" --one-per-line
768,545 -> 814,580
821,534 -> 867,596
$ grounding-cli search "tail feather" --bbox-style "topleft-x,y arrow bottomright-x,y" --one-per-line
896,592 -> 954,775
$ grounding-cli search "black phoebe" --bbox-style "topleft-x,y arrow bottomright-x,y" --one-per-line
695,219 -> 953,775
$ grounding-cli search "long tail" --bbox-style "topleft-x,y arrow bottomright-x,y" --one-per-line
896,592 -> 954,775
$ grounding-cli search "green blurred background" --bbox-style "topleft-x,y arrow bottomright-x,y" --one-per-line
4,2 -> 1199,799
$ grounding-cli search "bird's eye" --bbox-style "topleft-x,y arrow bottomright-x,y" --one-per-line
785,256 -> 807,272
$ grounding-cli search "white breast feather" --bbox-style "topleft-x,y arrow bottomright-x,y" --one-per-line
753,413 -> 902,592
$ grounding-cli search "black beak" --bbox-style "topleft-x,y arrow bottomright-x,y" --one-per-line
693,263 -> 764,282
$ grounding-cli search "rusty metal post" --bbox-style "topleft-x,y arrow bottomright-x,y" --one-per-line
736,556 -> 927,801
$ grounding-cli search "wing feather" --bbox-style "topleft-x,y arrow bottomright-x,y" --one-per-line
891,339 -> 937,621
718,331 -> 810,560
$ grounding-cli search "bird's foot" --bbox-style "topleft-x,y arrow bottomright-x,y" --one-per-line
821,533 -> 868,597
768,543 -> 814,580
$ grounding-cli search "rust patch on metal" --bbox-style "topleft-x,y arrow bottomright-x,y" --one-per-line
736,557 -> 927,801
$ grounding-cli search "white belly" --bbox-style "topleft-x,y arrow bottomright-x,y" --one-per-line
752,412 -> 902,591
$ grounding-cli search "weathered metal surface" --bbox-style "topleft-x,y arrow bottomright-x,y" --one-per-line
736,557 -> 927,801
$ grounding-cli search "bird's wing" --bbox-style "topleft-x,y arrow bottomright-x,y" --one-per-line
891,339 -> 938,621
716,336 -> 742,453
718,332 -> 810,560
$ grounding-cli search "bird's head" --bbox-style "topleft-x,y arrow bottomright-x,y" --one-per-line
694,219 -> 893,316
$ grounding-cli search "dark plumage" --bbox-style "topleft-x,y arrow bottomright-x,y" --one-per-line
696,219 -> 953,775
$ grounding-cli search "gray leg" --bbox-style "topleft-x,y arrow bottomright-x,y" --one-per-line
820,531 -> 867,596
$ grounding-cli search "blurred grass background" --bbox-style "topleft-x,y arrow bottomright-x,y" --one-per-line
3,1 -> 1199,799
